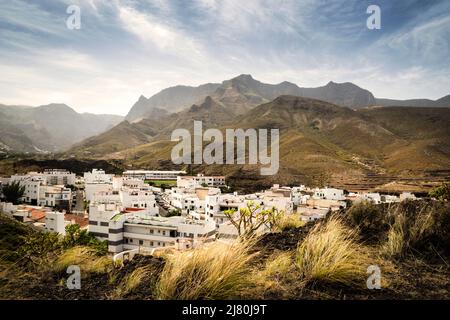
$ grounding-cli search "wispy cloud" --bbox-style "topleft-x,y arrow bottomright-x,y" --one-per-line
0,0 -> 449,114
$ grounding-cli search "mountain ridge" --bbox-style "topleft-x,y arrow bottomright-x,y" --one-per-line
126,74 -> 450,123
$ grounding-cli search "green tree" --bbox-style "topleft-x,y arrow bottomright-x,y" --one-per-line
1,181 -> 25,204
63,224 -> 107,254
224,201 -> 283,238
429,182 -> 450,201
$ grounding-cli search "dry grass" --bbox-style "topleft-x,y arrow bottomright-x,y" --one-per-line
295,216 -> 371,287
275,213 -> 305,232
113,266 -> 152,298
381,202 -> 437,258
246,251 -> 296,298
262,251 -> 293,277
382,212 -> 406,258
155,238 -> 256,300
54,246 -> 112,275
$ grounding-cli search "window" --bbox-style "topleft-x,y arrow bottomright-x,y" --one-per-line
139,240 -> 143,245
162,230 -> 166,236
150,229 -> 154,234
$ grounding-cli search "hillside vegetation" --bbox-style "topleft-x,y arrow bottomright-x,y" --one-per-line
1,199 -> 449,300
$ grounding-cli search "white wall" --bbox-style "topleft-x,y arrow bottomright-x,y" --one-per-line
45,211 -> 66,235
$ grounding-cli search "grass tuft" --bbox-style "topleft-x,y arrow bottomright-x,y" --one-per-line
155,238 -> 256,300
113,266 -> 152,298
295,216 -> 370,287
275,213 -> 305,231
54,246 -> 112,275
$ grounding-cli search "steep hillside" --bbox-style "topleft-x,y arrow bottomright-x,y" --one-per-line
126,83 -> 220,122
66,96 -> 450,191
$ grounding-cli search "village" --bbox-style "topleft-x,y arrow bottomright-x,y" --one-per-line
0,169 -> 421,259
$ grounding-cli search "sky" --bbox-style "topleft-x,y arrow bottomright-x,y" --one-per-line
0,0 -> 449,115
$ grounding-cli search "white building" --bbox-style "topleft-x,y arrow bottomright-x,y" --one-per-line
177,174 -> 226,188
42,169 -> 76,186
123,170 -> 186,181
45,211 -> 66,235
400,192 -> 417,201
112,177 -> 146,190
88,202 -> 122,240
361,192 -> 382,204
38,185 -> 72,210
83,169 -> 114,184
11,170 -> 75,187
291,186 -> 310,205
313,187 -> 345,201
85,183 -> 113,202
120,188 -> 159,214
381,194 -> 400,203
107,213 -> 217,253
9,170 -> 74,206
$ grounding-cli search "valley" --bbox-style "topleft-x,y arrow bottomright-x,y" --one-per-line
1,75 -> 449,193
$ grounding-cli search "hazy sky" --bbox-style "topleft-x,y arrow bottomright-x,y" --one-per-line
0,0 -> 449,115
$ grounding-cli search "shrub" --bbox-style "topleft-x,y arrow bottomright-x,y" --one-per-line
18,231 -> 62,262
156,239 -> 255,299
62,224 -> 107,254
381,200 -> 447,258
295,216 -> 370,287
224,202 -> 282,238
346,201 -> 388,242
429,182 -> 450,201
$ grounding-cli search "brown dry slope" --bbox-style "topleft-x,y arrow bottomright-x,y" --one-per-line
62,96 -> 450,191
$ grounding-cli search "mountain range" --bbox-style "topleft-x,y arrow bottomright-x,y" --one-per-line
2,74 -> 450,190
125,74 -> 450,123
0,104 -> 123,153
65,75 -> 450,190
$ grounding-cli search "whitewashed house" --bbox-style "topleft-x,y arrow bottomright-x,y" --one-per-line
45,211 -> 66,235
107,213 -> 217,253
177,174 -> 225,188
313,187 -> 345,201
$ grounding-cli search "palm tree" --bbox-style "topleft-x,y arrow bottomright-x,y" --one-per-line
1,181 -> 25,204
